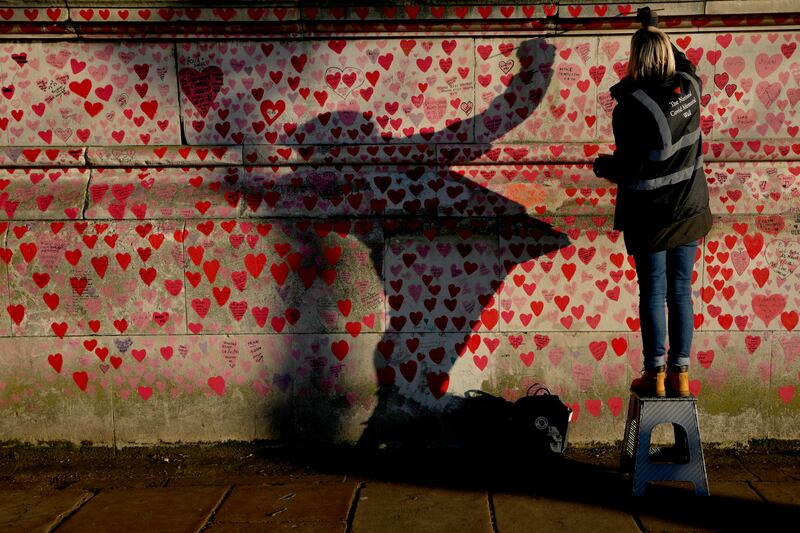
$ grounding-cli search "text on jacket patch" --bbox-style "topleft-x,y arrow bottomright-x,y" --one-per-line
669,90 -> 696,118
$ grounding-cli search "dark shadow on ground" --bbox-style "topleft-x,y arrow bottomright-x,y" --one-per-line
4,441 -> 800,530
258,443 -> 800,530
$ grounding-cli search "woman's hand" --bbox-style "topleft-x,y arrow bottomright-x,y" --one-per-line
593,154 -> 614,179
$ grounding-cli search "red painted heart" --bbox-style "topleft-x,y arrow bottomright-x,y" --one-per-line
178,66 -> 223,118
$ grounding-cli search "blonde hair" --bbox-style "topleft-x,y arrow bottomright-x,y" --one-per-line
627,26 -> 676,82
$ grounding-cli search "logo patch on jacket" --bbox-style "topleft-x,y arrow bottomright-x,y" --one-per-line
674,86 -> 682,94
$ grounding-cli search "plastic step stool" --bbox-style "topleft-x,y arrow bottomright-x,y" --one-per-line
619,392 -> 709,496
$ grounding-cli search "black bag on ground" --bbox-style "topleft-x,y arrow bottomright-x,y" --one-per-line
460,385 -> 572,456
459,389 -> 515,449
510,384 -> 573,456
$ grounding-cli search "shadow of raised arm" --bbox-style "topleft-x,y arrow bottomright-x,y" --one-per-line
395,38 -> 555,157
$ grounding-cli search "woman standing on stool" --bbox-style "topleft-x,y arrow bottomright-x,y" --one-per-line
593,8 -> 712,398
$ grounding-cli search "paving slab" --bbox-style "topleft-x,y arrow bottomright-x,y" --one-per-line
0,488 -> 93,531
168,474 -> 276,487
748,483 -> 800,530
492,491 -> 639,533
55,486 -> 226,533
705,453 -> 758,482
167,474 -> 342,488
736,453 -> 800,481
162,466 -> 320,488
351,482 -> 492,533
202,523 -> 311,532
210,479 -> 356,531
634,481 -> 768,532
203,520 -> 347,533
751,481 -> 800,505
66,476 -> 172,491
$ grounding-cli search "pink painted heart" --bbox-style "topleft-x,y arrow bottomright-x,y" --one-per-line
548,347 -> 564,367
722,56 -> 746,79
601,363 -> 625,387
778,335 -> 800,365
755,53 -> 782,79
766,240 -> 800,280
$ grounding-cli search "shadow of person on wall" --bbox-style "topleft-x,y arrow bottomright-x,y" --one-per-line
246,37 -> 572,449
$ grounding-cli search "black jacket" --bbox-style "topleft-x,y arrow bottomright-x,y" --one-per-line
594,45 -> 712,255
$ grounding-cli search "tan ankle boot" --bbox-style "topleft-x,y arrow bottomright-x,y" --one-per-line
667,365 -> 690,397
631,366 -> 666,397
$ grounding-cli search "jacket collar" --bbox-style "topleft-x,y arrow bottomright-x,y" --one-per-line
610,75 -> 679,101
609,78 -> 636,100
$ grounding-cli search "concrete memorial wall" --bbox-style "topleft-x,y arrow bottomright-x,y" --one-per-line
0,0 -> 799,446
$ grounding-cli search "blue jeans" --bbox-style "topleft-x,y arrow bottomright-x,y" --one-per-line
633,240 -> 698,370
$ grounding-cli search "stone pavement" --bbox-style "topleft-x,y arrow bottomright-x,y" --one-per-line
1,442 -> 799,532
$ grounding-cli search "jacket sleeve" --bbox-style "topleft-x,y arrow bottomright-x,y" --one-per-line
672,43 -> 703,93
598,98 -> 649,185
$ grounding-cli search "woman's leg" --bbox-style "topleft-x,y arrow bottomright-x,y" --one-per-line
666,240 -> 699,368
633,249 -> 668,369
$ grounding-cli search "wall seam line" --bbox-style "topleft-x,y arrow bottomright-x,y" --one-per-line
79,167 -> 91,221
181,218 -> 188,336
173,42 -> 186,146
110,373 -> 117,451
471,35 -> 477,146
3,222 -> 9,334
767,327 -> 775,441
